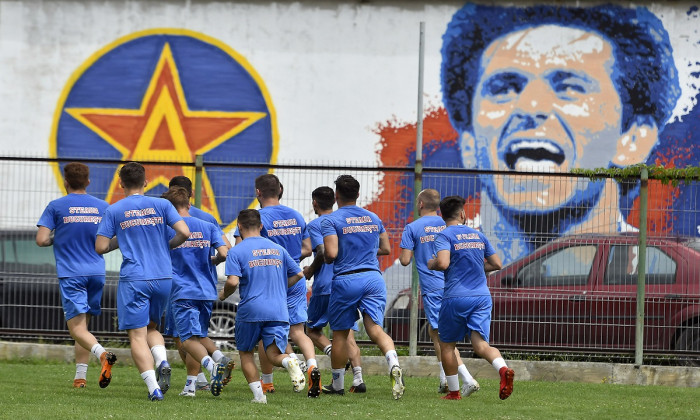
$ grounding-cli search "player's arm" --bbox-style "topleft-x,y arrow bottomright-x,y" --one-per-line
35,226 -> 53,247
323,234 -> 338,263
222,234 -> 232,249
95,235 -> 119,255
428,249 -> 450,271
303,244 -> 325,280
211,245 -> 228,265
484,253 -> 503,273
234,236 -> 242,245
169,220 -> 190,249
300,237 -> 312,259
288,271 -> 304,288
377,231 -> 391,256
220,275 -> 239,300
398,248 -> 413,266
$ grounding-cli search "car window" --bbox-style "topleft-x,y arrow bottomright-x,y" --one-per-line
15,238 -> 56,265
605,245 -> 676,285
517,245 -> 596,287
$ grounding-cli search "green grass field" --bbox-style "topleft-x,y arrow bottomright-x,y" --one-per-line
1,361 -> 698,419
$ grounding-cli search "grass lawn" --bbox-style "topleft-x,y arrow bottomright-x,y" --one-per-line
1,360 -> 698,419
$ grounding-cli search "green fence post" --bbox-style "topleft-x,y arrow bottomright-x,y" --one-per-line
635,167 -> 648,367
409,21 -> 426,357
194,154 -> 203,208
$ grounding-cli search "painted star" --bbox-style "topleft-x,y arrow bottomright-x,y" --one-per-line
65,42 -> 265,222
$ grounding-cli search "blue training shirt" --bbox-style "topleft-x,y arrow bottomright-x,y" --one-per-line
320,205 -> 385,276
169,217 -> 225,301
225,236 -> 301,322
37,193 -> 109,278
400,215 -> 446,294
433,225 -> 495,298
96,195 -> 183,281
189,205 -> 226,281
307,215 -> 333,295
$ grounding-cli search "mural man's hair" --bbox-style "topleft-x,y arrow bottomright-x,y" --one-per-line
441,4 -> 681,134
334,175 -> 360,201
237,209 -> 261,230
312,186 -> 335,210
255,174 -> 281,199
169,176 -> 193,197
63,162 -> 90,190
119,162 -> 146,189
418,189 -> 441,211
163,186 -> 190,210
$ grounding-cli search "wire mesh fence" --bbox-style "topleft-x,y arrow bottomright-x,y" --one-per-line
1,156 -> 699,365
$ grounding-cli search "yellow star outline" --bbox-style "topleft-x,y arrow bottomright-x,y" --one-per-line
65,42 -> 266,221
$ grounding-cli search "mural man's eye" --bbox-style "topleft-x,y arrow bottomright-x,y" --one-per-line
482,73 -> 527,98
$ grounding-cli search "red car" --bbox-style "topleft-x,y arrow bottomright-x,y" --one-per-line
385,234 -> 700,360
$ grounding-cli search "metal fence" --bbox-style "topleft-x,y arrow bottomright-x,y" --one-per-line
1,156 -> 699,365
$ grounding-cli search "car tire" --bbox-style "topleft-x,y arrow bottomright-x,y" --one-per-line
675,323 -> 700,366
209,308 -> 236,351
418,321 -> 431,343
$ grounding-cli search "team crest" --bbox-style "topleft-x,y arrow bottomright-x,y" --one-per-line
50,29 -> 278,231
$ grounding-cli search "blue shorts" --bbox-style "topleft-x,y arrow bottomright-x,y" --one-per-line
58,276 -> 105,321
163,298 -> 178,338
329,271 -> 386,331
172,299 -> 213,342
422,292 -> 443,330
307,293 -> 359,331
438,295 -> 492,343
235,320 -> 289,353
117,279 -> 172,330
287,281 -> 308,325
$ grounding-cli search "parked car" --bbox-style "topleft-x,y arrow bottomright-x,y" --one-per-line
385,234 -> 700,361
0,229 -> 237,348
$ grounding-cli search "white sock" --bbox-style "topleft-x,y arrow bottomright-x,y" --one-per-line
323,345 -> 332,356
75,363 -> 88,380
492,357 -> 507,372
150,345 -> 167,368
197,372 -> 208,383
289,353 -> 299,361
184,375 -> 197,392
446,374 -> 459,392
90,343 -> 106,360
249,381 -> 264,400
439,363 -> 446,383
385,350 -> 399,373
141,370 -> 159,394
458,364 -> 475,384
261,373 -> 274,383
307,358 -> 317,369
352,366 -> 363,386
332,368 -> 345,391
212,350 -> 224,363
201,355 -> 215,376
281,356 -> 291,369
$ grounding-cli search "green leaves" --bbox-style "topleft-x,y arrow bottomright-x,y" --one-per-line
571,164 -> 700,187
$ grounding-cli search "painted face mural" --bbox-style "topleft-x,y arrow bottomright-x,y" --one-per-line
51,30 -> 277,231
371,3 -> 698,266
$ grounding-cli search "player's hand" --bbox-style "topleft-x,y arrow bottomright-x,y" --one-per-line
302,265 -> 314,280
218,290 -> 226,301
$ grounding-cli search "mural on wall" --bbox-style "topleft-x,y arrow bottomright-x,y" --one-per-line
370,3 -> 700,266
50,29 -> 277,231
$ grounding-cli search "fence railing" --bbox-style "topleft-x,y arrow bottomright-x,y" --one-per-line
1,156 -> 699,365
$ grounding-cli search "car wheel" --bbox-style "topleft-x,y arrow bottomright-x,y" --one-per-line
675,324 -> 700,367
209,309 -> 236,351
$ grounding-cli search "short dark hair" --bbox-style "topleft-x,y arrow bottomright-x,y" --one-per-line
334,175 -> 360,201
255,174 -> 281,199
439,195 -> 466,222
162,186 -> 190,210
119,162 -> 146,189
312,186 -> 335,210
418,189 -> 440,212
441,4 -> 680,135
63,162 -> 89,190
237,209 -> 261,230
169,176 -> 193,197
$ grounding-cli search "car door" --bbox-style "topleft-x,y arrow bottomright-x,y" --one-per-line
591,239 -> 685,351
491,242 -> 599,348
